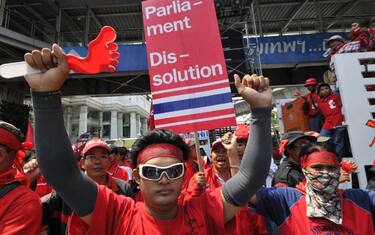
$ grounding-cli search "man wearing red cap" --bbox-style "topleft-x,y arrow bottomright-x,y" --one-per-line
24,45 -> 273,234
0,121 -> 42,234
233,123 -> 250,159
33,138 -> 134,235
303,77 -> 322,132
252,144 -> 375,234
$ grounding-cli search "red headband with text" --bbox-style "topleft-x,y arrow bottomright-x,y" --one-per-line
300,150 -> 339,168
137,143 -> 183,166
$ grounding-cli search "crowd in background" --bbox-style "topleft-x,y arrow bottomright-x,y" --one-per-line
0,18 -> 375,235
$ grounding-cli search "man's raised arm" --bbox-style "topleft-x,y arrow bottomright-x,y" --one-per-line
221,74 -> 272,222
25,45 -> 97,223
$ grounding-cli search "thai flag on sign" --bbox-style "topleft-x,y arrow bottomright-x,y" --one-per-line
152,80 -> 236,133
142,0 -> 236,133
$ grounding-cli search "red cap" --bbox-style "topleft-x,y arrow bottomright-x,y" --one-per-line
82,138 -> 111,156
234,124 -> 249,140
304,77 -> 318,86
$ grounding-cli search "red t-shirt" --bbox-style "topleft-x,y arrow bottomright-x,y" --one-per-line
107,162 -> 129,182
68,185 -> 225,235
184,166 -> 268,235
182,158 -> 208,190
0,184 -> 42,235
35,175 -> 53,198
317,93 -> 343,129
305,93 -> 320,117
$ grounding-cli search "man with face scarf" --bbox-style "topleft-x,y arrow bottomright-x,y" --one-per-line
0,121 -> 42,234
251,144 -> 375,234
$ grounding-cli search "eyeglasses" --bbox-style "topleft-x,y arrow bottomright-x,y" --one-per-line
84,153 -> 109,161
138,163 -> 185,181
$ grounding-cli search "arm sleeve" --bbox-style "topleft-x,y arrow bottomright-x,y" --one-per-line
222,108 -> 272,206
255,187 -> 300,226
32,91 -> 97,216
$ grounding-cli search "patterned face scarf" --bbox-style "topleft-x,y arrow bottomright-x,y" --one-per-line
303,168 -> 342,224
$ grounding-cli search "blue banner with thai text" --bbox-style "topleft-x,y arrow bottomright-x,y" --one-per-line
64,32 -> 347,72
245,32 -> 346,64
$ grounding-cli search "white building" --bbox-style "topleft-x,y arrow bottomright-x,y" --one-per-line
61,96 -> 150,142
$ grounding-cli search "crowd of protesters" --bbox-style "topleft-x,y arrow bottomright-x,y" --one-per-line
325,17 -> 375,61
0,20 -> 375,235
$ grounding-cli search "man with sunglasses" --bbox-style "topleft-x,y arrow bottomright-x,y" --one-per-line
272,131 -> 317,188
0,121 -> 42,234
24,44 -> 272,234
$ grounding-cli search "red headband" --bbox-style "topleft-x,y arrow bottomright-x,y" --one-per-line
137,143 -> 183,166
300,150 -> 339,168
0,128 -> 21,151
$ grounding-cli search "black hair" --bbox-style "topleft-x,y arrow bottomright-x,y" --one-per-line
130,129 -> 190,164
110,146 -> 128,155
318,83 -> 331,93
298,143 -> 338,159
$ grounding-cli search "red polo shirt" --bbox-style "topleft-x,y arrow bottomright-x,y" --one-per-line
68,185 -> 225,235
0,184 -> 42,234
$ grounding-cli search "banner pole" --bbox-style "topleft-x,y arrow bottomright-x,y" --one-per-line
194,131 -> 203,172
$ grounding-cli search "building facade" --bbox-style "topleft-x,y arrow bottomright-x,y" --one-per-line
62,96 -> 150,142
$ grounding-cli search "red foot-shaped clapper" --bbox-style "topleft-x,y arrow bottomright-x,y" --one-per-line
340,160 -> 357,174
66,26 -> 120,74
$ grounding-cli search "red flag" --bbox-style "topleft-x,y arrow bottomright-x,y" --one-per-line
148,104 -> 155,130
23,122 -> 34,150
